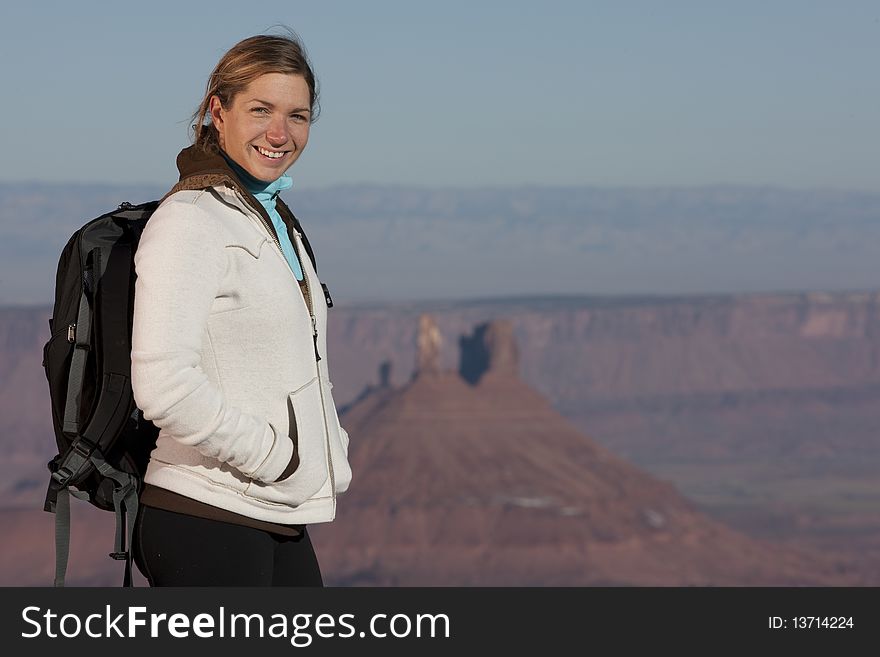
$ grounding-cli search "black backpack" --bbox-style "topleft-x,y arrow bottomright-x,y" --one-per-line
42,198 -> 329,586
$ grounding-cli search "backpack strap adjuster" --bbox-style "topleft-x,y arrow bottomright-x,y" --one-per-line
50,438 -> 97,486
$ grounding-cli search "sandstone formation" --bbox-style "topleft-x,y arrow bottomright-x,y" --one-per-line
309,315 -> 861,585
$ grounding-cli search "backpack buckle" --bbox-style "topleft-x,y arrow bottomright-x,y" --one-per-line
73,439 -> 95,459
109,551 -> 129,561
51,465 -> 77,486
50,439 -> 96,486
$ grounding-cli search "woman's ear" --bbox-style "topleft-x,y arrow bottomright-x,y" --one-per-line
209,95 -> 225,144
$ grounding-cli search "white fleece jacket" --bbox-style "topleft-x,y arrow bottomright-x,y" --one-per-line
131,184 -> 351,524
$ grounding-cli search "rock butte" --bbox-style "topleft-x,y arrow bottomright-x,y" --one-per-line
309,314 -> 859,586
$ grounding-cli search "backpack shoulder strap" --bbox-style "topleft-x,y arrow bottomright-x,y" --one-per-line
61,263 -> 94,440
79,239 -> 134,449
45,250 -> 97,501
275,198 -> 317,272
275,199 -> 333,308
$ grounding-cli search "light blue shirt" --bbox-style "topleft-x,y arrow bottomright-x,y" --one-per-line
223,152 -> 304,281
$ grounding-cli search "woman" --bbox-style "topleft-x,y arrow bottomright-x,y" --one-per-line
130,33 -> 352,586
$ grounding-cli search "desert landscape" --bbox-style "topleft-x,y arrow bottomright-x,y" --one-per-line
1,290 -> 878,585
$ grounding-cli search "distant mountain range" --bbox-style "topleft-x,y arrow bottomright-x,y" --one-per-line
2,182 -> 878,305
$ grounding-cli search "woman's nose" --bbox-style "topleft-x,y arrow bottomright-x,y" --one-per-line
266,117 -> 289,146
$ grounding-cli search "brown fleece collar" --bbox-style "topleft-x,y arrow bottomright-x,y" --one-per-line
160,145 -> 243,203
159,145 -> 313,272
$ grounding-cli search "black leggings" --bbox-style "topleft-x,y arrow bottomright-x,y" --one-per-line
132,505 -> 324,587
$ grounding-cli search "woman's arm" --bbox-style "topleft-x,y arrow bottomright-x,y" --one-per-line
130,198 -> 294,483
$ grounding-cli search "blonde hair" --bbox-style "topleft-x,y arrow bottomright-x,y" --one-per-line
191,32 -> 320,153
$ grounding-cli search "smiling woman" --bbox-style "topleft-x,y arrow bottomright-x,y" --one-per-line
191,33 -> 320,156
209,72 -> 312,182
128,32 -> 352,587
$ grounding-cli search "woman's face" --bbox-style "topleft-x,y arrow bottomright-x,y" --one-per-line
210,73 -> 311,182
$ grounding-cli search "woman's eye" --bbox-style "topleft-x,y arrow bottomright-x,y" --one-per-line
251,107 -> 269,115
291,114 -> 307,122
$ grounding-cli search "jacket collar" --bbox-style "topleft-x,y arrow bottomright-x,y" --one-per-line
163,145 -> 248,201
163,145 -> 283,241
161,144 -> 317,273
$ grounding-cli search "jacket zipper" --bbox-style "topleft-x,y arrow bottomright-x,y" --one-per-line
291,228 -> 336,501
252,199 -> 285,258
287,227 -> 321,363
234,189 -> 321,362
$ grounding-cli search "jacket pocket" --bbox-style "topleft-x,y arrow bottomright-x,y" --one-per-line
243,377 -> 329,506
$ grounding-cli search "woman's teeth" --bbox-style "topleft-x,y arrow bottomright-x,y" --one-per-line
256,146 -> 285,159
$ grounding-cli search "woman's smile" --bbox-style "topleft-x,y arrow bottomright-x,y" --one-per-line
254,145 -> 288,160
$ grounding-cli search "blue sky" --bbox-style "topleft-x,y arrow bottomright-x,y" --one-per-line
2,0 -> 878,190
